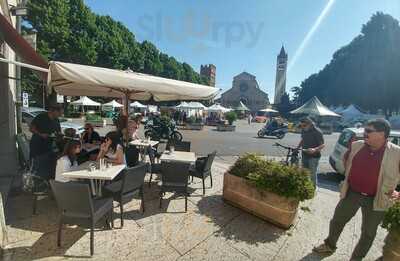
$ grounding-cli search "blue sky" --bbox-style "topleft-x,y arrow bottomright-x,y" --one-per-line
84,0 -> 400,99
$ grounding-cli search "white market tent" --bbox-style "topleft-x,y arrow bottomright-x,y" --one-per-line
103,99 -> 123,108
48,61 -> 218,102
259,108 -> 278,113
187,101 -> 206,109
70,96 -> 101,107
130,101 -> 147,108
290,96 -> 340,117
207,104 -> 230,113
340,105 -> 366,120
175,101 -> 190,109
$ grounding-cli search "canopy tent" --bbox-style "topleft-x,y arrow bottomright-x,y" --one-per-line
259,108 -> 278,113
187,101 -> 206,109
70,96 -> 101,106
332,105 -> 345,114
340,105 -> 366,120
130,101 -> 147,108
207,104 -> 230,113
175,101 -> 190,109
290,96 -> 340,117
235,101 -> 250,111
48,61 -> 218,102
103,99 -> 123,108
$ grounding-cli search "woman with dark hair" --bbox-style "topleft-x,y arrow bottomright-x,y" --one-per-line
55,139 -> 81,182
97,131 -> 124,165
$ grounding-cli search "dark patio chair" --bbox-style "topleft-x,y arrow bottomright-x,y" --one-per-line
103,163 -> 147,227
125,144 -> 140,167
17,133 -> 50,215
50,180 -> 114,256
189,151 -> 217,195
148,141 -> 167,187
167,140 -> 191,152
159,161 -> 191,212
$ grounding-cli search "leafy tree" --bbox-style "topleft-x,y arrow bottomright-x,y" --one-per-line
295,12 -> 400,115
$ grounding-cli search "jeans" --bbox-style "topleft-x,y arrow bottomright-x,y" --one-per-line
31,152 -> 57,180
325,189 -> 384,260
302,156 -> 320,187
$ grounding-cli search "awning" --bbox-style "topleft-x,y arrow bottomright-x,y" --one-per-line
0,13 -> 48,80
48,61 -> 218,101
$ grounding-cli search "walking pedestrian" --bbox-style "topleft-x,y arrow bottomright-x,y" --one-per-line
247,113 -> 252,125
313,119 -> 400,260
297,117 -> 324,186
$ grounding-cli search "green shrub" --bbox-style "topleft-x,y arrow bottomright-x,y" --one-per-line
85,113 -> 102,121
187,116 -> 196,124
382,202 -> 400,233
229,154 -> 315,201
225,111 -> 237,125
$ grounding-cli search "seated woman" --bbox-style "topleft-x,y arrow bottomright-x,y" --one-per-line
55,139 -> 81,182
57,128 -> 77,155
81,123 -> 101,160
97,131 -> 124,165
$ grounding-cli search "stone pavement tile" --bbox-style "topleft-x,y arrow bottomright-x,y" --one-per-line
272,189 -> 359,260
219,212 -> 289,261
177,233 -> 250,261
6,194 -> 57,222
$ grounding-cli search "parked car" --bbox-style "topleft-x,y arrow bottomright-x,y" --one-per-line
329,127 -> 400,175
22,107 -> 85,135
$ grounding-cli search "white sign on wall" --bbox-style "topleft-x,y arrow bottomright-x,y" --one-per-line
22,92 -> 29,108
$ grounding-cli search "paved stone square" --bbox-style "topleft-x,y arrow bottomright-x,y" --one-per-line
2,158 -> 385,261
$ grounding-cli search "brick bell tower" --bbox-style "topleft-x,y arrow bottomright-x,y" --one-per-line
200,64 -> 216,87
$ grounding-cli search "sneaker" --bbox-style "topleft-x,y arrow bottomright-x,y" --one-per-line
313,243 -> 335,254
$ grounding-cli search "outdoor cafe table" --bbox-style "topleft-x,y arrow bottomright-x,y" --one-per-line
160,151 -> 196,164
62,162 -> 125,196
81,143 -> 100,153
129,139 -> 159,161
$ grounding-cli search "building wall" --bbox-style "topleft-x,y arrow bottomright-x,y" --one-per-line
221,72 -> 269,112
0,0 -> 18,178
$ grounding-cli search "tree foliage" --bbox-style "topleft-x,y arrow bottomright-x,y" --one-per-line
294,12 -> 400,114
23,0 -> 207,104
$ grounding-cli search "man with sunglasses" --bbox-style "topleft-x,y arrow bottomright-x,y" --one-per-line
313,119 -> 400,260
297,117 -> 325,186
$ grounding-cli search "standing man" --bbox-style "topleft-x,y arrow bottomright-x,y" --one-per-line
313,119 -> 400,260
297,117 -> 324,186
29,104 -> 63,180
247,113 -> 252,125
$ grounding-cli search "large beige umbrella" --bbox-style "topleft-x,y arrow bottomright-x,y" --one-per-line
48,61 -> 218,102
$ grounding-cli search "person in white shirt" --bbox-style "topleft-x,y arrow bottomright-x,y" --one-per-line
55,139 -> 81,182
97,131 -> 124,165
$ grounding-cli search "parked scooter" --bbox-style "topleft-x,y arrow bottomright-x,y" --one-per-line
144,117 -> 183,141
257,123 -> 288,139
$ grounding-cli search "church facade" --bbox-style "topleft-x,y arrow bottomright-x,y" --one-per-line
220,72 -> 270,112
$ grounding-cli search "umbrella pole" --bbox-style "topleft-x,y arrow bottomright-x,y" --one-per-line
124,92 -> 130,149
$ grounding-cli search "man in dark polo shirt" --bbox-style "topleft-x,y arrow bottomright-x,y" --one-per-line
297,117 -> 324,186
313,119 -> 400,260
29,104 -> 63,180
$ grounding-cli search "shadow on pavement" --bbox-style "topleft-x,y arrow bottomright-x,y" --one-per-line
195,195 -> 286,245
317,172 -> 344,192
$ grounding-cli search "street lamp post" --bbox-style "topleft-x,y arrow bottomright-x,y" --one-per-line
10,0 -> 28,133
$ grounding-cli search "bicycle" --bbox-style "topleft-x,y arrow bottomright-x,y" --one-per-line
273,142 -> 301,166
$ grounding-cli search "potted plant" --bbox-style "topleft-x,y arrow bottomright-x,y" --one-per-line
186,116 -> 204,130
381,202 -> 400,260
223,154 -> 315,228
217,111 -> 237,131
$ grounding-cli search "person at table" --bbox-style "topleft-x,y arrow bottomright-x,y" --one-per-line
58,128 -> 77,153
81,123 -> 101,160
97,131 -> 124,165
55,140 -> 81,183
29,104 -> 63,180
82,123 -> 101,145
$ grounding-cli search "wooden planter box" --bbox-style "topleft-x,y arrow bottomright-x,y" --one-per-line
186,124 -> 204,130
223,172 -> 299,229
216,124 -> 236,132
383,230 -> 400,261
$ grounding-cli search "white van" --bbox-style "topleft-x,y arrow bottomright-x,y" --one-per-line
329,127 -> 400,175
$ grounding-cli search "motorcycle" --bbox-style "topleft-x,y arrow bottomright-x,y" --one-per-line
144,118 -> 183,141
257,123 -> 288,139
